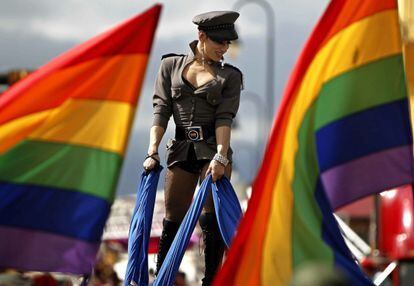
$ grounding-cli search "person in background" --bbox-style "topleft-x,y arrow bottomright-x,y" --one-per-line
289,263 -> 351,286
0,69 -> 31,95
0,268 -> 33,286
174,271 -> 187,286
89,243 -> 121,286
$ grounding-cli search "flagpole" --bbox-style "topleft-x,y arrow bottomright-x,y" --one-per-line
239,90 -> 264,176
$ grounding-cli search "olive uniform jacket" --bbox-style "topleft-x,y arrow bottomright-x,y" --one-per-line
152,40 -> 243,167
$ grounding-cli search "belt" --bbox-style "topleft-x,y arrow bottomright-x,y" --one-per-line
175,125 -> 215,142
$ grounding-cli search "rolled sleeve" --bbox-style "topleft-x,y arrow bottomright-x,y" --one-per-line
152,58 -> 173,129
215,70 -> 242,128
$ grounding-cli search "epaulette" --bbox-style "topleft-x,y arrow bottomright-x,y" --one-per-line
161,53 -> 185,60
224,63 -> 244,90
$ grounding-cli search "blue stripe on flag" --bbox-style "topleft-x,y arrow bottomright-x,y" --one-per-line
0,182 -> 110,242
316,99 -> 412,172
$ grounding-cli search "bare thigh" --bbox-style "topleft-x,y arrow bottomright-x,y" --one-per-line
199,163 -> 232,213
164,166 -> 199,223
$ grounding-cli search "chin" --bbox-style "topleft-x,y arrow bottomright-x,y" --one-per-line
212,55 -> 221,62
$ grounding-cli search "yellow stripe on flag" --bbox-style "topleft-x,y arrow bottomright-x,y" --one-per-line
0,111 -> 50,154
27,98 -> 134,154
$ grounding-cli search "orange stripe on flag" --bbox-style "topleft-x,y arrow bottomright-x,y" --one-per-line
0,54 -> 148,126
321,0 -> 396,48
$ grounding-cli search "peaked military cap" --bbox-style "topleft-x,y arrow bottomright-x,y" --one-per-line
192,11 -> 239,42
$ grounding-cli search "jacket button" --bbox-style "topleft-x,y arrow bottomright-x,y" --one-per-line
191,99 -> 195,103
212,99 -> 216,103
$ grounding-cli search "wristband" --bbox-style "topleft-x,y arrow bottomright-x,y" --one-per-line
213,153 -> 229,167
145,153 -> 160,165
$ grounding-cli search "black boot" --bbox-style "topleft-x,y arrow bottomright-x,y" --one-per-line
199,213 -> 225,286
155,218 -> 180,275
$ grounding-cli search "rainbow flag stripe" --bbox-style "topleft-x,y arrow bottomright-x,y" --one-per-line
215,1 -> 410,285
0,5 -> 161,274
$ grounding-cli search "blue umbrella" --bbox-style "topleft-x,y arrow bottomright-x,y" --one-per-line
124,167 -> 163,286
154,175 -> 242,286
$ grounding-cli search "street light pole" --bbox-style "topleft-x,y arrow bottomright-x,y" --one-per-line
239,91 -> 265,170
233,0 -> 276,132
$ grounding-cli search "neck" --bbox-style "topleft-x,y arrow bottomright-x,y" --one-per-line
196,41 -> 213,63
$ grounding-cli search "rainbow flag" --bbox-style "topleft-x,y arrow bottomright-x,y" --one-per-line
215,0 -> 411,285
0,5 -> 161,274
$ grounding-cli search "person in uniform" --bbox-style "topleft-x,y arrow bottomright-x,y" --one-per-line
143,11 -> 243,286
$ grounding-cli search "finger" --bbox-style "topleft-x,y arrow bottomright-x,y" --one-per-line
212,172 -> 218,182
143,162 -> 154,172
144,158 -> 156,168
215,173 -> 222,182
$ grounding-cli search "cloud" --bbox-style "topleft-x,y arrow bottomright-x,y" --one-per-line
0,0 -> 275,43
0,29 -> 76,71
0,1 -> 124,42
0,0 -> 51,19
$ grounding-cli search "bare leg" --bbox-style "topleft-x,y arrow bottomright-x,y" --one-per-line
164,166 -> 199,223
156,165 -> 199,275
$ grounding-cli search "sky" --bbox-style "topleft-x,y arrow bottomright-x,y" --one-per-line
0,0 -> 329,195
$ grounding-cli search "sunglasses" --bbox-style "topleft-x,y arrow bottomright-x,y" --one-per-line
209,38 -> 232,45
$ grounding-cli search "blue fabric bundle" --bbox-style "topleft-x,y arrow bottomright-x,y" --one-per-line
212,177 -> 243,248
124,167 -> 163,286
154,175 -> 242,286
124,171 -> 242,286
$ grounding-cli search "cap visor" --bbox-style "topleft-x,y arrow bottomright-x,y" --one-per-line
206,29 -> 238,42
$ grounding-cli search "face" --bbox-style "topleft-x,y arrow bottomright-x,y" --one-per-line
199,32 -> 231,62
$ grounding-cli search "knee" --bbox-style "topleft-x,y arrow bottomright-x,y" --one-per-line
199,212 -> 219,232
165,203 -> 187,223
202,193 -> 215,213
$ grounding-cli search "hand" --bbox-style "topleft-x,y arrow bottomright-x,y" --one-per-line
207,159 -> 225,182
143,153 -> 160,172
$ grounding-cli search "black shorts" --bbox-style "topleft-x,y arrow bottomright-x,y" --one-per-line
170,143 -> 210,174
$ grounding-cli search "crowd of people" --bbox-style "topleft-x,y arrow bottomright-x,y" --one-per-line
0,241 -> 190,286
0,269 -> 72,286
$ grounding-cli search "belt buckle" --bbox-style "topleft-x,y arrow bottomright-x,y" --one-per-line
186,126 -> 204,142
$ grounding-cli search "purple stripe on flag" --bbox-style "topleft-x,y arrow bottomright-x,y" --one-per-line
0,226 -> 99,274
321,145 -> 414,209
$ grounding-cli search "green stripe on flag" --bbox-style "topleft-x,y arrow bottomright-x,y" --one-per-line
292,103 -> 333,268
315,54 -> 407,131
0,140 -> 122,202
